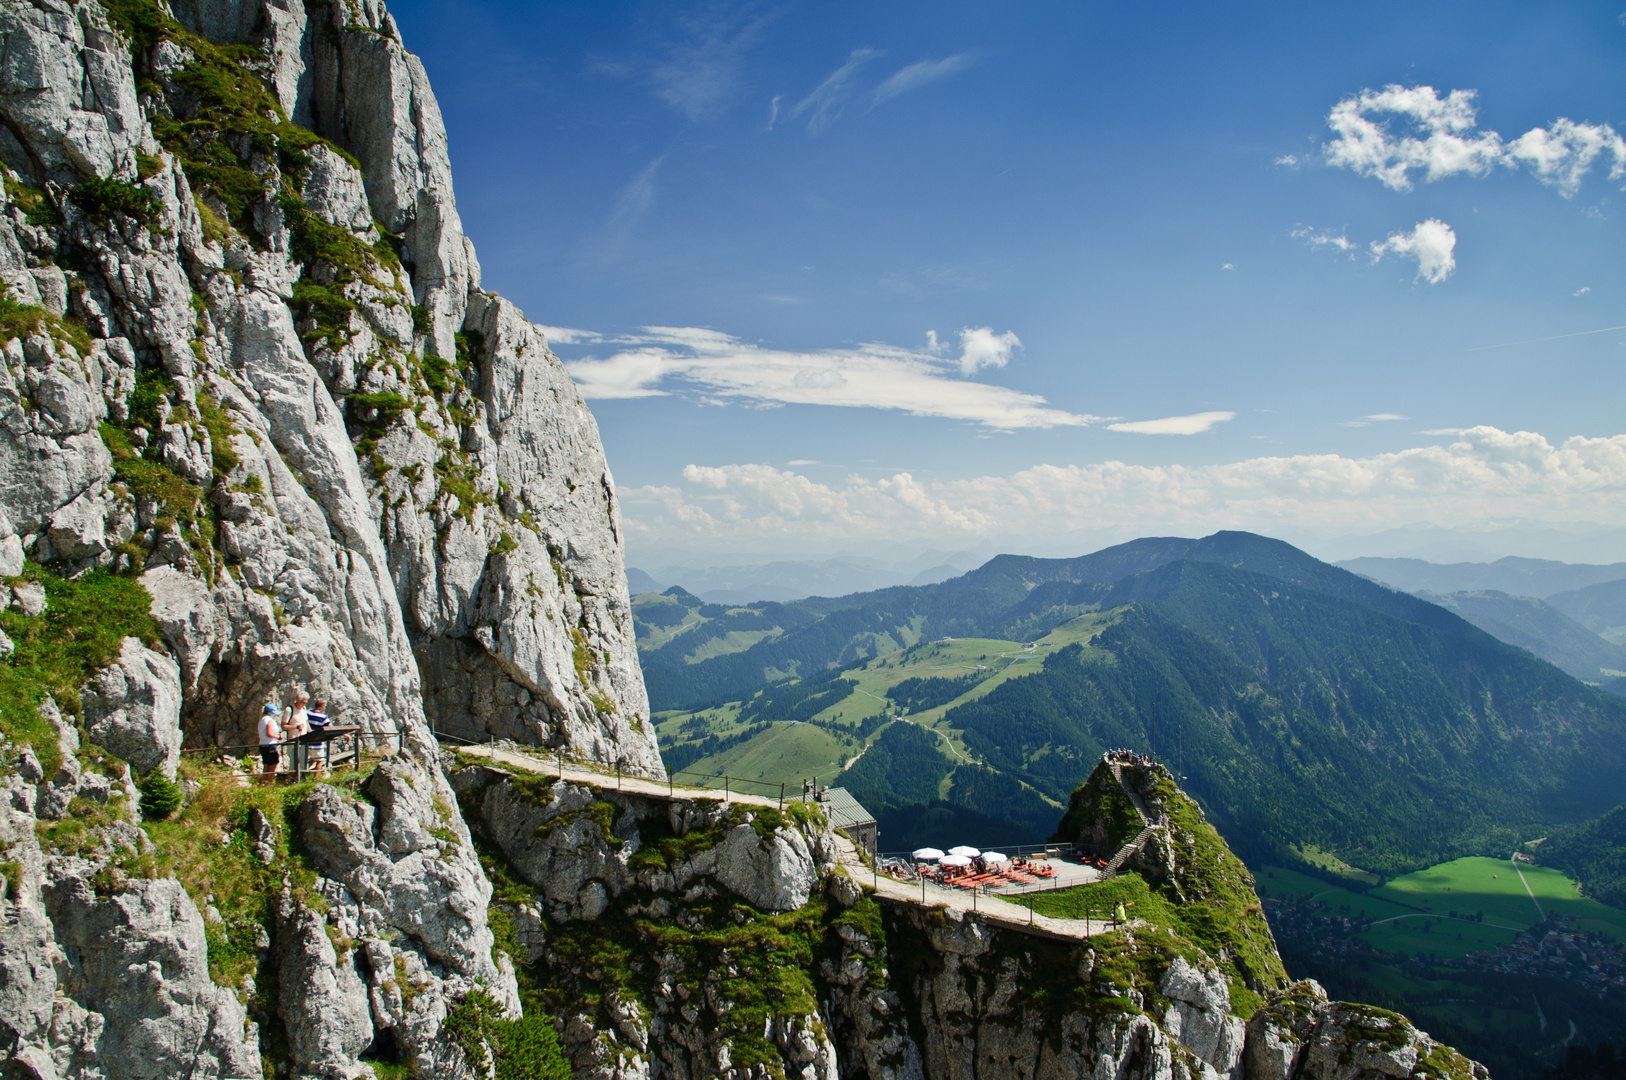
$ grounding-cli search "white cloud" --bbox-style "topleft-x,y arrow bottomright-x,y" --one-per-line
793,48 -> 883,135
1505,119 -> 1626,197
956,327 -> 1020,375
1371,219 -> 1457,284
621,427 -> 1626,550
1107,411 -> 1235,435
534,325 -> 602,345
565,325 -> 1091,429
872,54 -> 976,105
1322,84 -> 1626,197
578,158 -> 665,267
1342,413 -> 1407,427
1575,286 -> 1592,296
1221,262 -> 1238,271
1274,154 -> 1300,167
1291,226 -> 1355,254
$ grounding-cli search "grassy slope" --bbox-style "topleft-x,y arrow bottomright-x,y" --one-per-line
656,614 -> 1116,802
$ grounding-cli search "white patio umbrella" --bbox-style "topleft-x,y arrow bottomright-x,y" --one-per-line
982,852 -> 1010,864
948,845 -> 981,858
940,854 -> 974,868
912,847 -> 946,862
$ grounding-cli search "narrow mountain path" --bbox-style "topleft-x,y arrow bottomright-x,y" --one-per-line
453,742 -> 1117,940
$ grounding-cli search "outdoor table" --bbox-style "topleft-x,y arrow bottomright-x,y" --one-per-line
293,725 -> 362,777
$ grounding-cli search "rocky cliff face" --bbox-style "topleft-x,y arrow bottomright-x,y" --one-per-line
439,753 -> 1487,1080
0,0 -> 656,1075
0,0 -> 660,772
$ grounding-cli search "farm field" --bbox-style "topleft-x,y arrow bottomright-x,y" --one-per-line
1257,855 -> 1626,959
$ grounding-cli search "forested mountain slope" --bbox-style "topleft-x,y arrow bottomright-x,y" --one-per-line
1418,589 -> 1626,683
640,532 -> 1626,876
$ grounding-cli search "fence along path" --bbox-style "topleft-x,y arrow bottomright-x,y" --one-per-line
452,743 -> 1123,941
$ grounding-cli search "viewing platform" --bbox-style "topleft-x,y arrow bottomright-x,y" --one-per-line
452,742 -> 1134,942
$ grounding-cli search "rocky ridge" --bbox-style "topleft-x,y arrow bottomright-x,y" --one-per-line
0,0 -> 655,1076
436,750 -> 1488,1080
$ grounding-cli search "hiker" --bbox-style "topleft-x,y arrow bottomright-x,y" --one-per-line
258,703 -> 282,783
1114,900 -> 1127,927
285,692 -> 311,775
307,697 -> 331,771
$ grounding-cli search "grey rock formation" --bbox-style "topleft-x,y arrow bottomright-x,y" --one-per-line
0,0 -> 660,1075
1244,980 -> 1488,1080
42,866 -> 262,1079
1159,958 -> 1245,1078
81,636 -> 184,779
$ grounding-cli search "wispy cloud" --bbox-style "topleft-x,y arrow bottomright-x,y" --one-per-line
872,54 -> 976,105
1321,85 -> 1626,197
792,48 -> 883,135
579,157 -> 665,267
1342,413 -> 1407,427
535,325 -> 602,345
649,2 -> 780,122
621,427 -> 1626,549
565,325 -> 1091,429
1221,262 -> 1238,271
1371,219 -> 1457,284
1291,226 -> 1355,254
1107,411 -> 1235,435
1575,286 -> 1592,296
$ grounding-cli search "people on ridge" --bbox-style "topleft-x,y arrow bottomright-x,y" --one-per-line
285,692 -> 311,774
258,702 -> 282,783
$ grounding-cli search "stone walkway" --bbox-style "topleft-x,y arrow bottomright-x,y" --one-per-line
453,744 -> 1125,940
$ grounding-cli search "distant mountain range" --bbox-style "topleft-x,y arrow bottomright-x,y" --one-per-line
634,532 -> 1626,875
1337,554 -> 1626,598
1338,555 -> 1626,686
626,554 -> 979,604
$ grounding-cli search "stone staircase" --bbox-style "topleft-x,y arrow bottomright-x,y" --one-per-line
1101,758 -> 1165,880
1103,824 -> 1160,879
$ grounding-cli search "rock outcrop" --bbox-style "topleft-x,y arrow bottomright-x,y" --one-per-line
0,0 -> 659,772
0,0 -> 656,1075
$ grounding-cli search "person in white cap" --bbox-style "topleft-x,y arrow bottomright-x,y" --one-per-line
258,702 -> 283,784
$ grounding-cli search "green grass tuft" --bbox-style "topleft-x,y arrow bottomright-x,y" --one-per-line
0,563 -> 160,775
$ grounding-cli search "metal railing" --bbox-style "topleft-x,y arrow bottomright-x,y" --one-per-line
180,729 -> 407,781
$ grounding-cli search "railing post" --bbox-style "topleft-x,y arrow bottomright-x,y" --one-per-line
779,782 -> 784,810
723,776 -> 729,803
669,772 -> 673,797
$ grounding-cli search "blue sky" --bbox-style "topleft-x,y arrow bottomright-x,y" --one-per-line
390,1 -> 1626,565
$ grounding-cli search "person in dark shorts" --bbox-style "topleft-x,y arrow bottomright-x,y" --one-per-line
258,702 -> 283,783
306,698 -> 331,771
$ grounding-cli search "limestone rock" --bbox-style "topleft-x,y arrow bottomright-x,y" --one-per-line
81,636 -> 184,779
42,868 -> 261,1079
712,821 -> 817,913
10,581 -> 43,617
274,894 -> 376,1079
0,2 -> 143,183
